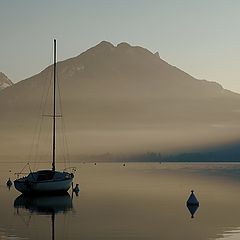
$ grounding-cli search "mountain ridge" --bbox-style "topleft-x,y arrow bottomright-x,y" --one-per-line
5,41 -> 235,98
1,41 -> 240,161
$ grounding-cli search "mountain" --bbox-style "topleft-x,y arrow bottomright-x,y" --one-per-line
1,41 -> 240,161
0,72 -> 13,90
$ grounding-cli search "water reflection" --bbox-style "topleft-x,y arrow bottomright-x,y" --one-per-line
14,194 -> 73,240
6,178 -> 13,190
186,204 -> 199,218
3,162 -> 240,240
219,228 -> 240,240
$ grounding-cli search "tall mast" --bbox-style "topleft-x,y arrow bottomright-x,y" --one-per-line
52,39 -> 56,171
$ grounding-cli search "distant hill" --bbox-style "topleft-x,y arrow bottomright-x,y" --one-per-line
1,41 -> 240,161
0,72 -> 13,90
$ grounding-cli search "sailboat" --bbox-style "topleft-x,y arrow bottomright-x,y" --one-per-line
14,39 -> 74,194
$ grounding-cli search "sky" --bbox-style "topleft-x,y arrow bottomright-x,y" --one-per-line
1,0 -> 240,92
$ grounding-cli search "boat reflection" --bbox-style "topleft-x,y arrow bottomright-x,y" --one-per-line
14,193 -> 73,240
14,193 -> 73,214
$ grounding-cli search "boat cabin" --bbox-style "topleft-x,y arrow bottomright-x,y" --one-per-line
36,170 -> 55,181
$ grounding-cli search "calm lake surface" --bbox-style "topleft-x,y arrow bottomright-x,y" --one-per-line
1,162 -> 240,240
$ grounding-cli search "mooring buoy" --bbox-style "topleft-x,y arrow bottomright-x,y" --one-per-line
187,190 -> 199,206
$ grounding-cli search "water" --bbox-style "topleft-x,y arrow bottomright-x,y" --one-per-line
1,162 -> 240,240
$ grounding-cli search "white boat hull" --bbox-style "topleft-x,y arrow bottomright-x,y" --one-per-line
14,170 -> 74,194
14,178 -> 73,194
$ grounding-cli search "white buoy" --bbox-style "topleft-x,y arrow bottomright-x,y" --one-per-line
186,190 -> 199,206
73,184 -> 80,193
6,178 -> 12,187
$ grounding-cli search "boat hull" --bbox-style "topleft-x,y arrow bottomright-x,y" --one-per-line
14,171 -> 74,194
14,179 -> 73,194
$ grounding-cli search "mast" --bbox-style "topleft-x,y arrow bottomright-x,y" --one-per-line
52,39 -> 56,171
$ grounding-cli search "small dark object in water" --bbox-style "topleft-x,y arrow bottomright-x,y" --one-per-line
187,204 -> 199,218
73,184 -> 80,193
186,190 -> 199,206
94,163 -> 96,165
186,190 -> 199,218
123,163 -> 126,167
6,178 -> 12,187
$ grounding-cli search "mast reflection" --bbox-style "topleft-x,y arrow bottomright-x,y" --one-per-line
14,193 -> 73,240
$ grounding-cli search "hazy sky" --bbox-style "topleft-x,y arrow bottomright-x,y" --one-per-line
1,0 -> 240,92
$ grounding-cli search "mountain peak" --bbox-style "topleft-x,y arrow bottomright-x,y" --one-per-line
96,41 -> 114,49
0,72 -> 8,78
0,72 -> 13,90
154,51 -> 160,58
60,41 -> 225,98
117,42 -> 131,49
